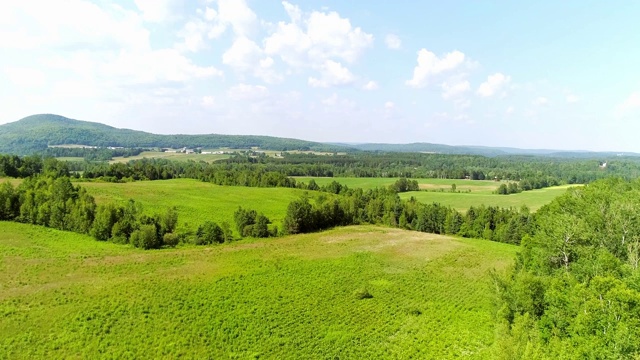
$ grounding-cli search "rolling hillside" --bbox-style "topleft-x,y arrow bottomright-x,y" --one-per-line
0,114 -> 349,154
0,222 -> 517,358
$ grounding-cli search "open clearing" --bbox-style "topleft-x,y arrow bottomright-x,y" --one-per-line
293,177 -> 575,210
0,222 -> 517,359
400,184 -> 577,211
109,151 -> 230,163
79,179 -> 323,235
293,177 -> 500,193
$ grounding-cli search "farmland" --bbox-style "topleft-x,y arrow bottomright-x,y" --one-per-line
0,221 -> 517,359
109,150 -> 231,163
79,179 -> 322,234
294,176 -> 500,192
400,184 -> 578,211
293,177 -> 576,211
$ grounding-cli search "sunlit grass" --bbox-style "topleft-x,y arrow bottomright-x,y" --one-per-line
0,222 -> 517,359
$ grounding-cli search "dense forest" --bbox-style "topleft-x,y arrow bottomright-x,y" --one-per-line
494,178 -> 640,358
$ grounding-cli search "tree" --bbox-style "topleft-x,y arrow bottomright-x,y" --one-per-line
195,221 -> 224,245
282,197 -> 314,234
131,224 -> 161,249
234,207 -> 257,235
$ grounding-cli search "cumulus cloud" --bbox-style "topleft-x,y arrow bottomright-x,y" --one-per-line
204,0 -> 257,38
385,34 -> 401,49
476,73 -> 511,97
441,78 -> 470,99
363,80 -> 379,90
222,37 -> 281,83
308,60 -> 355,88
264,2 -> 373,68
134,0 -> 182,23
406,49 -> 465,88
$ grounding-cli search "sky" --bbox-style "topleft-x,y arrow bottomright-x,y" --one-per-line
1,1 -> 639,151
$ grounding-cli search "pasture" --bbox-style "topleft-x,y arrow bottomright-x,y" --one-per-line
109,151 -> 230,164
0,222 -> 517,359
400,184 -> 578,211
293,177 -> 575,211
79,179 -> 322,235
293,176 -> 500,193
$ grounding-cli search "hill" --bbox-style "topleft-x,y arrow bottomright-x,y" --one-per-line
0,222 -> 517,358
345,142 -> 640,158
0,114 -> 349,154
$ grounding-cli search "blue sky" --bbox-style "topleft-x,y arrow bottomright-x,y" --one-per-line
1,1 -> 639,151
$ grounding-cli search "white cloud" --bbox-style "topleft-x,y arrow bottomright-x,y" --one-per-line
264,2 -> 373,68
506,106 -> 515,115
134,0 -> 181,23
363,80 -> 379,90
222,36 -> 281,83
615,92 -> 640,116
205,0 -> 257,38
566,94 -> 580,103
201,96 -> 216,107
308,60 -> 355,88
441,78 -> 470,99
0,1 -> 150,51
406,49 -> 465,88
476,73 -> 511,97
532,96 -> 549,106
103,49 -> 222,84
384,101 -> 395,109
385,34 -> 401,50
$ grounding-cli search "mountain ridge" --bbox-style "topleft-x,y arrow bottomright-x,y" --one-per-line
0,114 -> 636,158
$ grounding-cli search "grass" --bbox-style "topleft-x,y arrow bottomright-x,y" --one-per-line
293,177 -> 501,193
79,179 -> 324,234
293,177 -> 576,211
109,151 -> 231,163
400,184 -> 578,211
0,221 -> 517,359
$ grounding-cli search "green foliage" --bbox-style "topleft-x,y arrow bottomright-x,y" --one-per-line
495,178 -> 640,358
130,224 -> 160,249
195,221 -> 224,245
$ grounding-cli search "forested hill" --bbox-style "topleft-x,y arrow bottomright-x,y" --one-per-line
0,114 -> 350,154
345,142 -> 640,158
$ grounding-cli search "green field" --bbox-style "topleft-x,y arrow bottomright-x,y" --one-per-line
293,177 -> 500,193
0,221 -> 517,359
293,177 -> 575,211
110,151 -> 231,163
80,179 -> 323,235
400,184 -> 577,211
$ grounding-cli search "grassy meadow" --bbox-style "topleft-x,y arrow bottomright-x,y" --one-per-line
399,184 -> 577,211
109,151 -> 230,163
293,176 -> 500,192
79,179 -> 324,235
0,221 -> 517,359
293,177 -> 576,211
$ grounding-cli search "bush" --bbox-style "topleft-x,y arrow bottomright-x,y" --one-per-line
353,287 -> 373,300
163,232 -> 180,247
131,224 -> 161,249
195,221 -> 224,245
